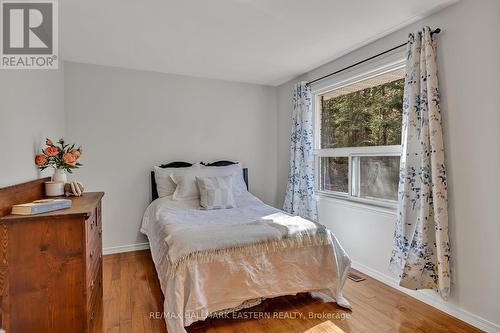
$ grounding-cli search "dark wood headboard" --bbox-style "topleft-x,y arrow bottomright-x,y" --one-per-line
151,161 -> 248,201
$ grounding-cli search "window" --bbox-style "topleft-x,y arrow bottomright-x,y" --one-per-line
315,67 -> 404,206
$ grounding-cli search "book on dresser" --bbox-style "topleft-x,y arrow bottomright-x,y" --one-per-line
0,177 -> 104,333
11,198 -> 72,215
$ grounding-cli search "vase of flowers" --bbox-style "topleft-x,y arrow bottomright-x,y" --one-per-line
35,138 -> 83,195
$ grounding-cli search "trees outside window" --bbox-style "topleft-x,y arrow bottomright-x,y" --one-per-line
316,68 -> 404,205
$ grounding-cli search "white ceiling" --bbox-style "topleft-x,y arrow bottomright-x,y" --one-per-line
61,0 -> 456,86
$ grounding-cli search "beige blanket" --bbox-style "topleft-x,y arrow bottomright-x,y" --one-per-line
164,212 -> 333,276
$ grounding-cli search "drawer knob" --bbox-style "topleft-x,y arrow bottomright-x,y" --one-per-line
98,229 -> 102,237
90,249 -> 95,258
90,279 -> 95,289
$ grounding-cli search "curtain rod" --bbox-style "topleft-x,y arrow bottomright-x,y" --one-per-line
306,28 -> 441,86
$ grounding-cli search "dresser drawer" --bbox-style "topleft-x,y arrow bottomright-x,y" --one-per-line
86,212 -> 100,243
86,223 -> 102,259
86,240 -> 102,282
86,204 -> 102,252
96,201 -> 102,227
86,270 -> 102,333
87,264 -> 102,308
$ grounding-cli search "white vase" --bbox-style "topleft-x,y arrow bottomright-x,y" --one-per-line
53,168 -> 67,183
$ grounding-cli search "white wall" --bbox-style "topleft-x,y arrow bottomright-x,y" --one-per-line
0,68 -> 65,187
277,0 -> 500,331
64,62 -> 278,251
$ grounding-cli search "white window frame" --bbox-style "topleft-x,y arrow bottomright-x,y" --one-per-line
311,56 -> 406,209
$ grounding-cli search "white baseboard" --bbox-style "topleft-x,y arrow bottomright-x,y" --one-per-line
351,261 -> 500,333
103,242 -> 150,255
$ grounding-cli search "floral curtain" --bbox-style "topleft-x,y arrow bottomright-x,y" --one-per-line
283,82 -> 317,221
389,27 -> 451,300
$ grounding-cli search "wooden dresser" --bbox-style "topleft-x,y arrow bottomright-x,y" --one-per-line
0,178 -> 104,333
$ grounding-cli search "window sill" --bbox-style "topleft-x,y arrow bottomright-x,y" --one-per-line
316,193 -> 397,217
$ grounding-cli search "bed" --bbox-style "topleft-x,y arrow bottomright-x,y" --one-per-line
141,161 -> 351,333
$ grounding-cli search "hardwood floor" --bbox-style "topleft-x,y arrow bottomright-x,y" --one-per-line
101,250 -> 481,333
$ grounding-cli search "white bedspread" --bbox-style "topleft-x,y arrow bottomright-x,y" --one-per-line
141,191 -> 351,333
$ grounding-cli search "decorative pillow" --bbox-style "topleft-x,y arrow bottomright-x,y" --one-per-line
200,163 -> 248,194
196,175 -> 236,209
154,164 -> 201,198
168,163 -> 248,201
170,174 -> 200,200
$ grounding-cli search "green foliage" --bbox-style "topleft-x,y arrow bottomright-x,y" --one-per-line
321,78 -> 404,148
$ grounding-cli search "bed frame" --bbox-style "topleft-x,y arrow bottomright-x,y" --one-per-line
151,160 -> 248,201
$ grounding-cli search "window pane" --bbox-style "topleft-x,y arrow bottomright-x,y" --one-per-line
354,156 -> 400,201
320,68 -> 404,149
319,157 -> 348,193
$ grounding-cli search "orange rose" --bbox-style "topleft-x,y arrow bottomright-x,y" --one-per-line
70,150 -> 81,159
63,152 -> 76,165
45,138 -> 54,146
44,146 -> 59,156
35,154 -> 47,166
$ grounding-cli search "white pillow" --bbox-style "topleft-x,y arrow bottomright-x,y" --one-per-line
154,164 -> 201,198
170,174 -> 200,200
202,164 -> 247,194
196,175 -> 236,209
167,163 -> 247,201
